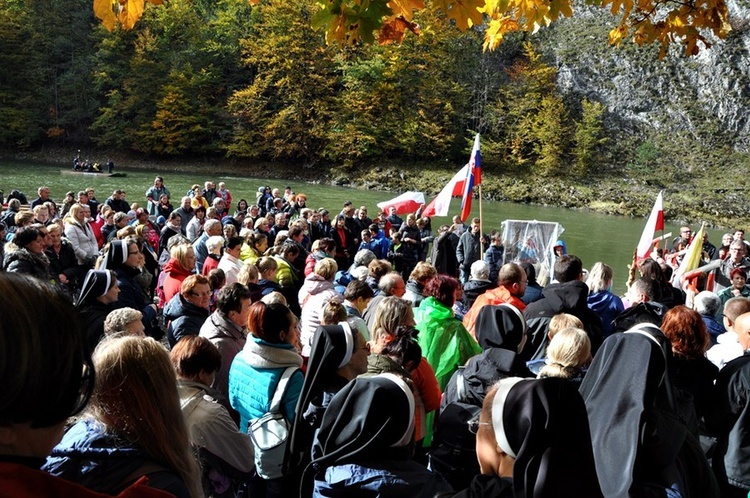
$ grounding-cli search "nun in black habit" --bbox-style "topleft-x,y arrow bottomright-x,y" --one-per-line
300,373 -> 451,498
442,303 -> 533,408
445,376 -> 603,498
100,239 -> 160,338
75,269 -> 120,352
286,322 -> 369,476
579,323 -> 718,498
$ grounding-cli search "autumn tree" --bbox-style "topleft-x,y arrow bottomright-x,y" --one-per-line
226,0 -> 339,161
573,98 -> 607,175
95,0 -> 731,58
91,0 -> 251,154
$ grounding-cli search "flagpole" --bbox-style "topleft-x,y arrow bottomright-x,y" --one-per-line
479,184 -> 484,258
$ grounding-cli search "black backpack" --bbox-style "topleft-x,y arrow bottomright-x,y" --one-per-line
429,367 -> 482,490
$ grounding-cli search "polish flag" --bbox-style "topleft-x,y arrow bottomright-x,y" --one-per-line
377,191 -> 426,215
422,164 -> 469,218
636,191 -> 665,259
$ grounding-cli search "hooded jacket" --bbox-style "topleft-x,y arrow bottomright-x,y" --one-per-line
199,311 -> 247,398
298,274 -> 338,357
160,258 -> 194,307
415,297 -> 482,391
164,293 -> 210,348
520,281 -> 603,362
43,419 -> 188,497
587,289 -> 624,338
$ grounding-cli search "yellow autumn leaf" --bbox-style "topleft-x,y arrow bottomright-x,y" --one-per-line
437,0 -> 484,30
93,0 -> 116,31
118,0 -> 145,30
387,0 -> 425,21
608,24 -> 627,46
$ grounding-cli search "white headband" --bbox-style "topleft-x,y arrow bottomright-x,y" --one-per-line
491,377 -> 525,459
337,321 -> 355,369
376,373 -> 415,448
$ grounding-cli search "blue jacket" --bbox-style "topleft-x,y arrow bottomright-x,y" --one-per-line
43,418 -> 188,497
313,460 -> 451,497
163,293 -> 210,348
228,338 -> 304,433
483,245 -> 505,283
587,290 -> 624,338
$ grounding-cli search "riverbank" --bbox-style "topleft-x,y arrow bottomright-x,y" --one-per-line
5,147 -> 746,229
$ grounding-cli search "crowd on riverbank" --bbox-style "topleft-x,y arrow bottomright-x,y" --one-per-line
4,175 -> 750,498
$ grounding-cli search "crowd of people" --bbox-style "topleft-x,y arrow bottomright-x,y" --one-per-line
4,177 -> 750,498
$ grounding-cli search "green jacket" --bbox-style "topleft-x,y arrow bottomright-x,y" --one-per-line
273,255 -> 298,289
415,296 -> 481,391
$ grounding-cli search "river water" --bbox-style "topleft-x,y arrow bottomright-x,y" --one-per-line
0,161 -> 727,295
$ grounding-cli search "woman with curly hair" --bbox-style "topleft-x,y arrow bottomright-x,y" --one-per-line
661,305 -> 718,424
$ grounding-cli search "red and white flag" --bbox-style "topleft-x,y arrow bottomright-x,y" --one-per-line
377,191 -> 425,215
422,165 -> 468,218
636,191 -> 665,259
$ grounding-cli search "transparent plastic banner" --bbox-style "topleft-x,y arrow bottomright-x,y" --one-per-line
501,220 -> 565,287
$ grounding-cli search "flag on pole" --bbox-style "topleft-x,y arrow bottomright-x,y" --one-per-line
677,223 -> 706,276
460,133 -> 482,222
377,191 -> 426,215
636,191 -> 664,259
422,165 -> 469,218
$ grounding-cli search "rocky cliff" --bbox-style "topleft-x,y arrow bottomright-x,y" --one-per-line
536,1 -> 750,152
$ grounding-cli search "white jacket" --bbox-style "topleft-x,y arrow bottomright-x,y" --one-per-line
64,221 -> 99,264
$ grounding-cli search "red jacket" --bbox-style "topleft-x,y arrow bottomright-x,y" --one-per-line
159,258 -> 194,307
0,463 -> 171,498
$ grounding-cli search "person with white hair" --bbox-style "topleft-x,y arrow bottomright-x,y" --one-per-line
463,260 -> 497,310
694,290 -> 725,344
202,235 -> 225,276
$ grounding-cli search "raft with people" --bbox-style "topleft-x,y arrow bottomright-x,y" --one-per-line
60,169 -> 126,178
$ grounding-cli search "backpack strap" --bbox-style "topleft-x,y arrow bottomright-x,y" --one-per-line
455,368 -> 467,403
268,366 -> 298,414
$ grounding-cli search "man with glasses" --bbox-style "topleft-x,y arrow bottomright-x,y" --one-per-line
716,240 -> 750,292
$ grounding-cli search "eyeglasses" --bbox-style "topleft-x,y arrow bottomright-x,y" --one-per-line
467,417 -> 492,434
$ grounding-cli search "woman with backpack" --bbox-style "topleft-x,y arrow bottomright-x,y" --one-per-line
228,301 -> 303,498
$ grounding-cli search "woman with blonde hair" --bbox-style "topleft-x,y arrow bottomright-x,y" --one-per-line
63,203 -> 99,268
298,258 -> 339,357
45,336 -> 202,497
586,262 -> 624,338
159,243 -> 196,307
367,296 -> 442,449
537,327 -> 591,382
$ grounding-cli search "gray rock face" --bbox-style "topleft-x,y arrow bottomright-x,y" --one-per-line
537,2 -> 750,150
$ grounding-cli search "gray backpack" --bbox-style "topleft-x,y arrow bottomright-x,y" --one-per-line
249,366 -> 298,479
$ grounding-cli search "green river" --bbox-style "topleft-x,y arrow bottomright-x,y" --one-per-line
0,161 -> 727,295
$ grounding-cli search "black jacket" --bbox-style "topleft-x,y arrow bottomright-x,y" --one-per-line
462,280 -> 496,310
520,280 -> 603,362
708,353 -> 750,491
